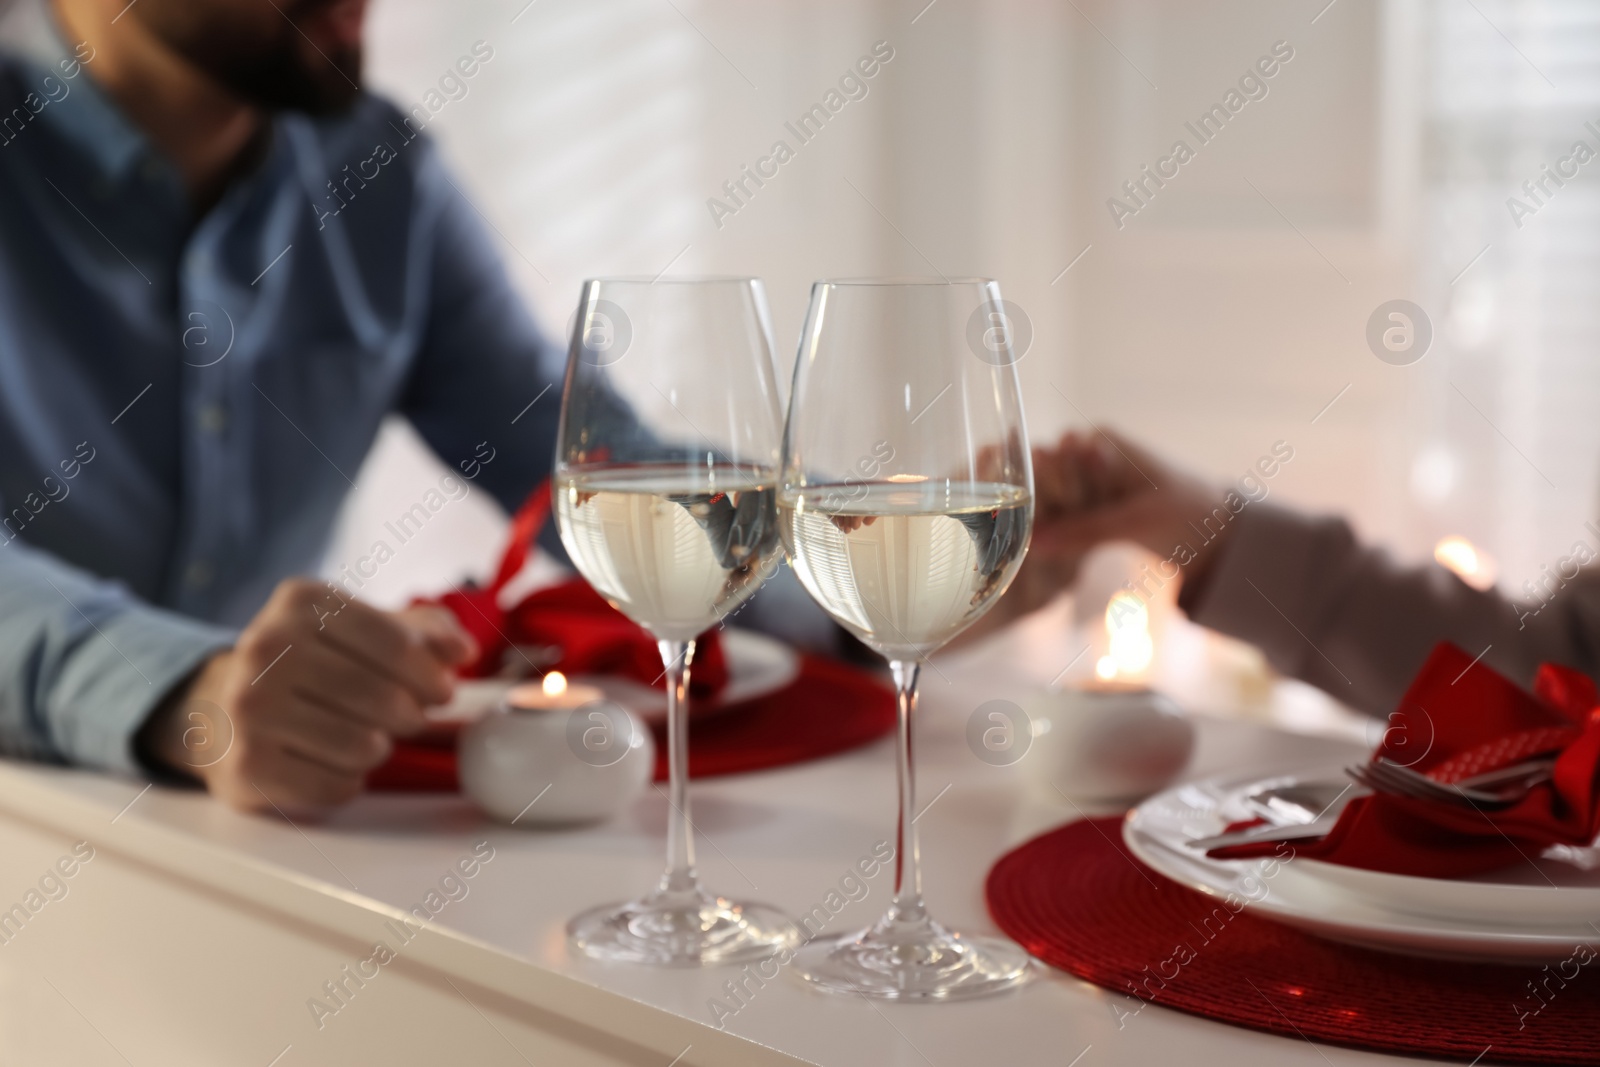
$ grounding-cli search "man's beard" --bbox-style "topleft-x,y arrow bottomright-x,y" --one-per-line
134,0 -> 364,115
198,43 -> 363,115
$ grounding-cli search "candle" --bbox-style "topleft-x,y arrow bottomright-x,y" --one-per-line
462,670 -> 653,825
505,671 -> 605,712
1022,683 -> 1195,803
1434,535 -> 1497,591
1098,591 -> 1154,685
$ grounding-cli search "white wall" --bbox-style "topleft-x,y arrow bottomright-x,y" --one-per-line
328,0 -> 1599,610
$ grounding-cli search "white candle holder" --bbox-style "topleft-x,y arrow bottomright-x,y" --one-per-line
1020,682 -> 1195,804
459,674 -> 654,826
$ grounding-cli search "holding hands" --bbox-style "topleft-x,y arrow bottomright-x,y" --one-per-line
1031,427 -> 1231,571
970,428 -> 1233,637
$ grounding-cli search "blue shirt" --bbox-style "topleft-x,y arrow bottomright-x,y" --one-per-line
0,3 -> 566,773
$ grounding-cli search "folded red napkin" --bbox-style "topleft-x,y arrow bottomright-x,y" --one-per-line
415,479 -> 726,694
1212,641 -> 1600,878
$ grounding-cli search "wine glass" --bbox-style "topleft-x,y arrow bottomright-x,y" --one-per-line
555,277 -> 799,965
779,278 -> 1034,998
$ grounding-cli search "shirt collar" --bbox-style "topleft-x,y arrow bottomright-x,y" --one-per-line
0,0 -> 152,182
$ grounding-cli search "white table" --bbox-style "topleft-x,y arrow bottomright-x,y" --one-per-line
0,617 -> 1435,1067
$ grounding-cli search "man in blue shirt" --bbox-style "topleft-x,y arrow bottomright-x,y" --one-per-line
0,0 -> 563,810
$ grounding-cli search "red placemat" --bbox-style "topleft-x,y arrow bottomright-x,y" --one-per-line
367,653 -> 895,791
986,817 -> 1600,1065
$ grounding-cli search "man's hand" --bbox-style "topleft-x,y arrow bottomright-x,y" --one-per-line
137,579 -> 477,814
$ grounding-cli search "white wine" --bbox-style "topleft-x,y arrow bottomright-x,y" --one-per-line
780,480 -> 1031,659
556,466 -> 780,641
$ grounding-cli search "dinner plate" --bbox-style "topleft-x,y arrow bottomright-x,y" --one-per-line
1124,768 -> 1600,963
1300,848 -> 1600,929
427,629 -> 801,728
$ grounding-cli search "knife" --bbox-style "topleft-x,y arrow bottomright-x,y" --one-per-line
1186,819 -> 1341,852
1186,781 -> 1362,852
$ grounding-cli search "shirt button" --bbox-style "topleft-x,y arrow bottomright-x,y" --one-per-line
185,560 -> 214,590
198,404 -> 227,435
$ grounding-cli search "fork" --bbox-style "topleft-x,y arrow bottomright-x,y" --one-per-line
1345,757 -> 1554,810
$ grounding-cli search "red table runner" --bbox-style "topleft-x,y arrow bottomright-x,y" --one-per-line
986,817 -> 1600,1065
368,653 -> 895,791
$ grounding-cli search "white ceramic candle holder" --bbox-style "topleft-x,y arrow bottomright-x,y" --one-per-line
459,675 -> 654,826
1020,683 -> 1195,803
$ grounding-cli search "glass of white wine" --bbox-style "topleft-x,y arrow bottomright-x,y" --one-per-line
555,277 -> 799,966
780,278 -> 1034,998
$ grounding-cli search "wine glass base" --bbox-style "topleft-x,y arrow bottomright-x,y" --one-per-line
792,913 -> 1032,1000
568,885 -> 799,967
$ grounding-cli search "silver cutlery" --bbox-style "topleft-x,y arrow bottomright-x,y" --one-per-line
1345,757 -> 1555,810
1186,781 -> 1365,851
1186,815 -> 1350,852
1186,758 -> 1559,852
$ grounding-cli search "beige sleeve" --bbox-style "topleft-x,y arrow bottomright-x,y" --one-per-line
1177,503 -> 1600,716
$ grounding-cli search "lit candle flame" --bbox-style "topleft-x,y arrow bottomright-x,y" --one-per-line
1433,535 -> 1496,591
542,671 -> 567,698
1101,591 -> 1154,680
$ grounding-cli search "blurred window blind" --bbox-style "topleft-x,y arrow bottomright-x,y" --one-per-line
1422,0 -> 1600,588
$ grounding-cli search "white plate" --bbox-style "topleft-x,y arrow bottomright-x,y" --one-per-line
1124,768 -> 1600,963
1300,852 -> 1600,929
428,629 -> 800,727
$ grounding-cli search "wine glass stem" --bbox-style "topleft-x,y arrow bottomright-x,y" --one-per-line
659,638 -> 697,894
888,659 -> 926,923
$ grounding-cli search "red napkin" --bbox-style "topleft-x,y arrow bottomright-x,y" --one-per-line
1212,642 -> 1600,878
414,479 -> 726,694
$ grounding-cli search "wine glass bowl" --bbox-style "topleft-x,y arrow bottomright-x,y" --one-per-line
780,477 -> 1030,661
555,277 -> 799,966
555,467 -> 779,643
780,278 -> 1035,998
